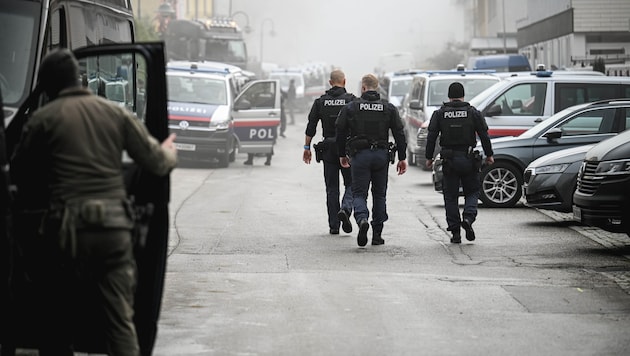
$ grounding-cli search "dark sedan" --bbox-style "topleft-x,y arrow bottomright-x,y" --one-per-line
432,99 -> 630,208
523,144 -> 594,213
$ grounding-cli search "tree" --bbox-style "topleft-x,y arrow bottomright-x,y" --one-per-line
135,17 -> 159,42
425,41 -> 470,70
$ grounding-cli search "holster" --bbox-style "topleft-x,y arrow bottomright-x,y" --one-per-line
471,150 -> 482,172
313,141 -> 325,163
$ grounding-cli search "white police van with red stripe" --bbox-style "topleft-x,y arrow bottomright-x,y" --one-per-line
468,70 -> 630,138
167,61 -> 280,167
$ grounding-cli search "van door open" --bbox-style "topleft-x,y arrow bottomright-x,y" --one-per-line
232,79 -> 281,154
2,42 -> 170,355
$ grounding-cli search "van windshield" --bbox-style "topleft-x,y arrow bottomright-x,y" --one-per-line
428,77 -> 501,106
0,0 -> 41,107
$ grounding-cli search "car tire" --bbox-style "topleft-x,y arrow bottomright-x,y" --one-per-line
479,161 -> 523,208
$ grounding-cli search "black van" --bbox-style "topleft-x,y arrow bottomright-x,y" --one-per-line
573,128 -> 630,236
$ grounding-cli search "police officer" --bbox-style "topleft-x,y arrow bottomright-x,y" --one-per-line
425,82 -> 494,243
303,70 -> 356,235
10,49 -> 177,355
336,74 -> 407,247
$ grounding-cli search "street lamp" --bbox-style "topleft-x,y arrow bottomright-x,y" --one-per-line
231,10 -> 251,34
259,18 -> 276,64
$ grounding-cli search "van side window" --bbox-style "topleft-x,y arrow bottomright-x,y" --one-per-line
555,84 -> 622,112
490,83 -> 546,116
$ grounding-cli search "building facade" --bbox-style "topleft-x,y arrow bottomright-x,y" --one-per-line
516,0 -> 630,72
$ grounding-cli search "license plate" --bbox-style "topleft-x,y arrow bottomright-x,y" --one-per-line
572,205 -> 582,221
175,143 -> 196,151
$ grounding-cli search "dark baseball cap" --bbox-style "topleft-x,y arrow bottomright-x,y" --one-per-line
448,82 -> 465,98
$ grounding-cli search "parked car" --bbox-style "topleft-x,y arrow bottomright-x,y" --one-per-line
523,144 -> 595,213
467,71 -> 630,138
432,99 -> 630,208
404,71 -> 500,166
573,129 -> 630,236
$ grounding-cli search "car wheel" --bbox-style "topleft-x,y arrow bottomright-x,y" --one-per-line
479,161 -> 522,208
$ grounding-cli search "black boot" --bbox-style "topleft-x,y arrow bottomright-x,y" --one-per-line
372,230 -> 385,245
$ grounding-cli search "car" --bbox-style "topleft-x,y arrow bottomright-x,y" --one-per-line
432,99 -> 630,208
386,72 -> 414,114
268,68 -> 311,112
167,61 -> 281,167
407,71 -> 501,167
573,128 -> 630,236
467,71 -> 630,138
523,144 -> 595,213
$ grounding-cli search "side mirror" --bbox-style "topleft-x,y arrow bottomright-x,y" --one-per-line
409,99 -> 423,110
486,104 -> 502,117
543,128 -> 562,141
234,99 -> 251,111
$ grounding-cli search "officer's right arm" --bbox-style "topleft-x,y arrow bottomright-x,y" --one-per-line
425,110 -> 441,160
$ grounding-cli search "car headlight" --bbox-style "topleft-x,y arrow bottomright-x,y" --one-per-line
595,159 -> 630,176
209,106 -> 231,130
532,163 -> 570,175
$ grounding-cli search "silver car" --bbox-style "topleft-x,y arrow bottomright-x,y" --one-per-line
523,144 -> 595,213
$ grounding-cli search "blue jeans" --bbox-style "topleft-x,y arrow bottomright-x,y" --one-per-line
442,155 -> 480,232
350,148 -> 389,232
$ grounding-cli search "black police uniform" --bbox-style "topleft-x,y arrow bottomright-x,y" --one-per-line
336,90 -> 407,245
425,100 -> 493,241
306,86 -> 356,232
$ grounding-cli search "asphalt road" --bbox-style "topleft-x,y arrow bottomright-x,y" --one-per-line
153,122 -> 630,356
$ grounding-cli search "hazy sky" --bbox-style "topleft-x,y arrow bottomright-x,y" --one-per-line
221,0 -> 465,84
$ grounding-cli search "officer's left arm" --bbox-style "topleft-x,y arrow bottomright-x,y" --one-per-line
473,109 -> 494,158
389,104 -> 407,161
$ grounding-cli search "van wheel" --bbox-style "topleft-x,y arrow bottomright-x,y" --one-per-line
479,161 -> 522,208
217,150 -> 230,168
229,143 -> 237,162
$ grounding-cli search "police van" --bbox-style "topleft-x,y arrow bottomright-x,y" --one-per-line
468,71 -> 630,138
167,61 -> 280,167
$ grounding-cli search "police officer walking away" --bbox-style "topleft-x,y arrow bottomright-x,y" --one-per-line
10,49 -> 178,355
336,74 -> 407,247
303,69 -> 356,235
425,82 -> 494,243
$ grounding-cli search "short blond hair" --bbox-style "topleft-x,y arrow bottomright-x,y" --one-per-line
361,74 -> 379,91
329,69 -> 345,85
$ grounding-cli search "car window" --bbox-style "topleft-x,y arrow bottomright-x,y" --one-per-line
236,81 -> 277,109
624,108 -> 630,130
490,82 -> 546,116
555,108 -> 616,136
556,83 -> 624,112
167,75 -> 227,105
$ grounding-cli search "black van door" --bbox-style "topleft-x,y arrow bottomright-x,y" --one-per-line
1,42 -> 170,355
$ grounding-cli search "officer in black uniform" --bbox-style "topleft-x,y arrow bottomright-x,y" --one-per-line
336,74 -> 407,247
425,82 -> 494,243
303,70 -> 356,235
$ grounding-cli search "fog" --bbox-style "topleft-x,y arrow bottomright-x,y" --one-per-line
220,0 -> 465,85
